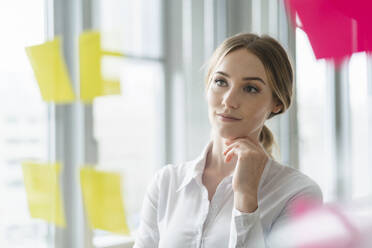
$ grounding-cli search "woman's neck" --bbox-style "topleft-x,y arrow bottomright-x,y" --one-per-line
205,136 -> 237,177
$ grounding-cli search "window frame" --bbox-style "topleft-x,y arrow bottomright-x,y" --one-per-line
45,0 -> 372,247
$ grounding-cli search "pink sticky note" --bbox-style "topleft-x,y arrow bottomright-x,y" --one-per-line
285,0 -> 372,64
329,0 -> 372,52
289,198 -> 361,248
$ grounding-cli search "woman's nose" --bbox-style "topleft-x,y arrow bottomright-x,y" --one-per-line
222,88 -> 240,109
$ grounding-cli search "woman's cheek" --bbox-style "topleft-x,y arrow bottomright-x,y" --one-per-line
207,88 -> 219,106
252,106 -> 271,126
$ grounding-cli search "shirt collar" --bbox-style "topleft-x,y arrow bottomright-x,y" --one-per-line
175,141 -> 273,193
176,141 -> 212,193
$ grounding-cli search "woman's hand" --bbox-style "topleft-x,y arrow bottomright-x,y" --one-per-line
223,137 -> 269,212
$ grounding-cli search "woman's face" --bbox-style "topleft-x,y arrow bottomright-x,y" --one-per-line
207,48 -> 281,141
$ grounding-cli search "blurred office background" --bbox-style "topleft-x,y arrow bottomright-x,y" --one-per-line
0,0 -> 371,247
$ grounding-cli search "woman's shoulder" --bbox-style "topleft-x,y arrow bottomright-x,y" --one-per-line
150,159 -> 197,188
262,159 -> 323,201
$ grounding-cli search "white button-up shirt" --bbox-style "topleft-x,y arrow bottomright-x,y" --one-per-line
134,142 -> 322,248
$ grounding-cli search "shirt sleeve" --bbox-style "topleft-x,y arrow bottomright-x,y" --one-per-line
228,184 -> 323,248
229,208 -> 266,248
133,170 -> 161,248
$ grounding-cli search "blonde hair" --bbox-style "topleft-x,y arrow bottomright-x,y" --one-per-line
205,33 -> 294,156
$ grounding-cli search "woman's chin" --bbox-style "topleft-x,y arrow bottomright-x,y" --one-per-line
216,129 -> 242,140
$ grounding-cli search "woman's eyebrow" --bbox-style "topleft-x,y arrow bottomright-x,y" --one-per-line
215,71 -> 266,85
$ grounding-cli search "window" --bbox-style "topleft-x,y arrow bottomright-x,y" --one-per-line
296,28 -> 337,202
94,59 -> 163,231
296,28 -> 372,202
349,53 -> 372,199
92,0 -> 164,244
0,0 -> 50,247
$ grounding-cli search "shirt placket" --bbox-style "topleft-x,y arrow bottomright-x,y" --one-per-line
193,176 -> 210,248
199,177 -> 230,248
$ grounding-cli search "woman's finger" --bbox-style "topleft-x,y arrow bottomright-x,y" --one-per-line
224,146 -> 239,163
225,139 -> 259,155
223,143 -> 237,155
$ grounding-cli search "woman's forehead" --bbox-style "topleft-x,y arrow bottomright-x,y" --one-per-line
214,49 -> 268,81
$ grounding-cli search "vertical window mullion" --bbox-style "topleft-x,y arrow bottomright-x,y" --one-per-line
333,63 -> 352,201
51,0 -> 87,247
277,0 -> 299,168
81,0 -> 96,246
251,0 -> 262,33
183,0 -> 209,160
367,55 -> 372,175
368,56 -> 372,182
162,0 -> 175,164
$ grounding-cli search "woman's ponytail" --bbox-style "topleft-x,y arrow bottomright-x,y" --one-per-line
259,125 -> 275,157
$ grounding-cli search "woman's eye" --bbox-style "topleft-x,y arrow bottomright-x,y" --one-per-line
214,79 -> 227,87
244,85 -> 259,93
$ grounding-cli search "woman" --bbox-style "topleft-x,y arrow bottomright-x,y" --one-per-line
134,33 -> 322,248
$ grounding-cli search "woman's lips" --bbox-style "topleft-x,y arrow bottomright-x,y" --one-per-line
217,114 -> 242,122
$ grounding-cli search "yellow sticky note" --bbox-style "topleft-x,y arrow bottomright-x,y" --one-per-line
80,166 -> 130,235
102,79 -> 121,95
25,37 -> 75,103
79,31 -> 103,102
21,161 -> 66,227
79,31 -> 121,103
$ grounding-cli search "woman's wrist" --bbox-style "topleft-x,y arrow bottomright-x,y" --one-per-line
234,192 -> 258,213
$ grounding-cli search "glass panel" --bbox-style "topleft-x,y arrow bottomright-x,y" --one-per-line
93,1 -> 164,243
93,58 -> 163,238
349,53 -> 371,199
0,0 -> 50,247
296,28 -> 336,202
99,0 -> 163,59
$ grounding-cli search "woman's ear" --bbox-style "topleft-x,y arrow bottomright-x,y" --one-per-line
272,101 -> 283,114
